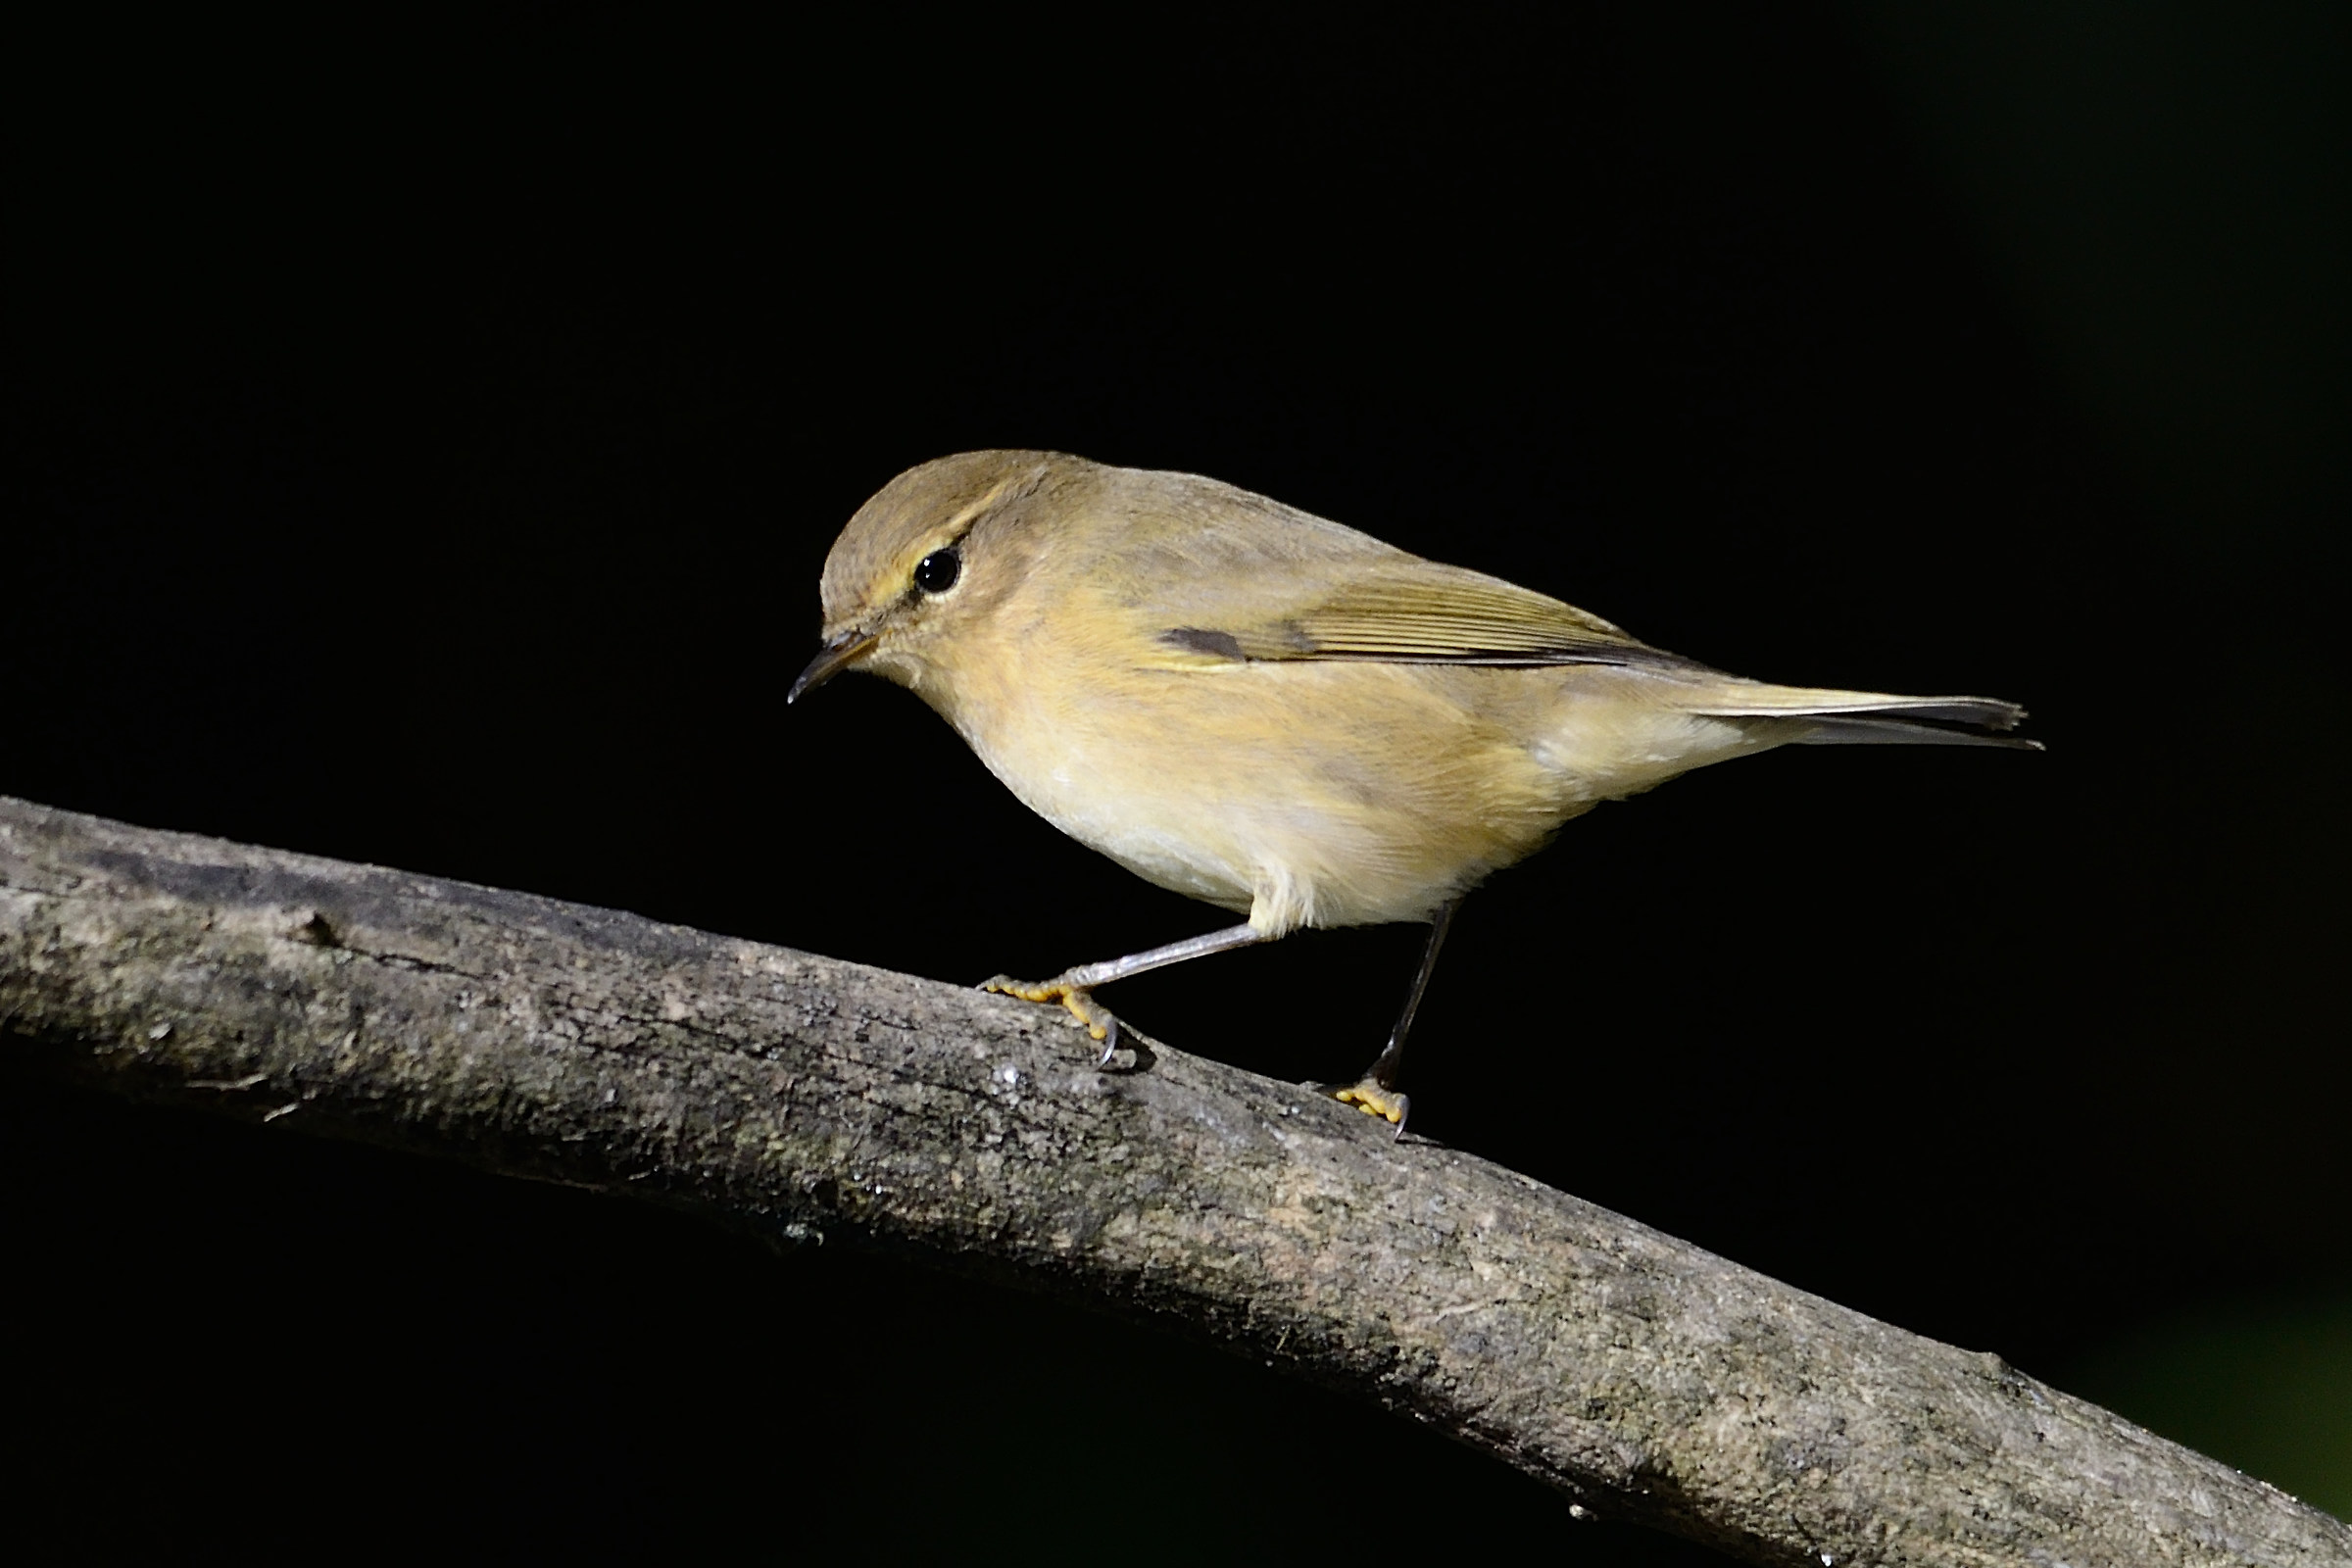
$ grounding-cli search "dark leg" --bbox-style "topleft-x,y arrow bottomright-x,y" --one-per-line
1333,900 -> 1459,1135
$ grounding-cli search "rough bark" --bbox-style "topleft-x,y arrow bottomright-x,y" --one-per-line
0,795 -> 2340,1567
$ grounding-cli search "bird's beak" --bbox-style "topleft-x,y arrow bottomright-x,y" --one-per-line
788,629 -> 879,704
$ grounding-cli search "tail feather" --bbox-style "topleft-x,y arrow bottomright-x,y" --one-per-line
1681,684 -> 2038,751
1792,714 -> 2040,750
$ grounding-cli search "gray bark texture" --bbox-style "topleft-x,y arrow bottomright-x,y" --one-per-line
0,795 -> 2342,1567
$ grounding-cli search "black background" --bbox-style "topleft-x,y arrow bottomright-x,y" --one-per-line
6,3 -> 2345,1557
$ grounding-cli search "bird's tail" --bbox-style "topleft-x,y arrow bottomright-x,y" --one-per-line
1680,683 -> 2037,750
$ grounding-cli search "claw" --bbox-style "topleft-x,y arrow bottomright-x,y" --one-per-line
1332,1079 -> 1410,1138
980,973 -> 1122,1057
1096,1012 -> 1121,1064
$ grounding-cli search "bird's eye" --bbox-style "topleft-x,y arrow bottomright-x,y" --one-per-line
913,548 -> 961,594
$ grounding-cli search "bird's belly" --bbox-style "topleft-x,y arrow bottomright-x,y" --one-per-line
1024,785 -> 1264,914
959,716 -> 1268,913
949,662 -> 1571,934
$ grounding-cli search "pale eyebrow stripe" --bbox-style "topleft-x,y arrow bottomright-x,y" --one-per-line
939,462 -> 1051,538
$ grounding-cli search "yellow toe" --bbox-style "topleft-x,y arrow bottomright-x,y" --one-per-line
1332,1080 -> 1408,1125
980,975 -> 1118,1044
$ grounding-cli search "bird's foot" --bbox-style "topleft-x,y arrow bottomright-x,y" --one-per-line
980,974 -> 1122,1062
1332,1078 -> 1411,1139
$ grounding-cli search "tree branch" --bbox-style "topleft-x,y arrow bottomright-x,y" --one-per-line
0,796 -> 2340,1567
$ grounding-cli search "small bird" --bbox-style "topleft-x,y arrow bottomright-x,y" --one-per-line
792,451 -> 2032,1132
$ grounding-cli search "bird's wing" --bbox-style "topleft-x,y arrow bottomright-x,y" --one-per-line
1152,556 -> 1708,671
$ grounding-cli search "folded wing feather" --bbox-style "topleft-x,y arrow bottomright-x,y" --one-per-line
1162,559 -> 1697,669
1151,553 -> 2032,744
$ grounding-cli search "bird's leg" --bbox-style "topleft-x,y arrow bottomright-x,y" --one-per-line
983,923 -> 1267,1062
1333,901 -> 1459,1137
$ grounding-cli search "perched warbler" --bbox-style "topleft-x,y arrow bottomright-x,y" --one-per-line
793,451 -> 2032,1131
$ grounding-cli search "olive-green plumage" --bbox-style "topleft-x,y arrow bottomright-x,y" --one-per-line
796,450 -> 2030,1121
806,449 -> 2026,935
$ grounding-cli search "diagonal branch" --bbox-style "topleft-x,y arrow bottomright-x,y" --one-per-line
0,795 -> 2340,1567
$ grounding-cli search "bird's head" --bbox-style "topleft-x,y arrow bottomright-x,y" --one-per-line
789,450 -> 1077,706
